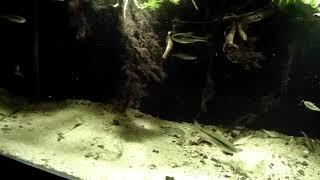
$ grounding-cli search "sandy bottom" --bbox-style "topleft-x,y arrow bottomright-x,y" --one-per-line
0,89 -> 319,180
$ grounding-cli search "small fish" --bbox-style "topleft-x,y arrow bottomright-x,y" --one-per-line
233,135 -> 252,146
0,14 -> 26,24
13,65 -> 24,78
301,100 -> 320,112
172,53 -> 197,60
171,32 -> 209,44
194,120 -> 239,154
301,131 -> 315,152
262,129 -> 280,138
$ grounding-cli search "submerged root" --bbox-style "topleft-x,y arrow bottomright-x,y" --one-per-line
120,5 -> 165,109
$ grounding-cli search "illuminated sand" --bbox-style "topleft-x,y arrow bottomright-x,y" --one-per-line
0,91 -> 319,180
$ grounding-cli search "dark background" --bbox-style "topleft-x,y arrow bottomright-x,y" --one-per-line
0,0 -> 319,139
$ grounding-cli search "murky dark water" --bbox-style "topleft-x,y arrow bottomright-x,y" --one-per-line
0,0 -> 319,138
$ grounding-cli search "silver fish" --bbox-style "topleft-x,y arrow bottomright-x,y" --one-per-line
194,120 -> 239,154
302,100 -> 320,112
172,53 -> 197,60
262,129 -> 280,138
0,15 -> 26,23
301,131 -> 315,152
171,32 -> 208,44
13,65 -> 24,78
233,135 -> 252,146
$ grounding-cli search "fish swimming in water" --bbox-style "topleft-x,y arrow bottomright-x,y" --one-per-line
0,14 -> 26,24
170,32 -> 209,44
13,65 -> 24,78
301,100 -> 320,112
172,53 -> 197,60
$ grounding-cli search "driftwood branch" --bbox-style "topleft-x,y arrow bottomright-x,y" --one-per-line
223,23 -> 239,52
173,5 -> 276,25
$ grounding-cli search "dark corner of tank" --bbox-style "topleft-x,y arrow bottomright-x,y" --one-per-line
0,0 -> 320,179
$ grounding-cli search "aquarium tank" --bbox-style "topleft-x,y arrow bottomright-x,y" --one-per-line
0,0 -> 319,179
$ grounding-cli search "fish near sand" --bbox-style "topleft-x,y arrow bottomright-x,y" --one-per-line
301,100 -> 320,112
